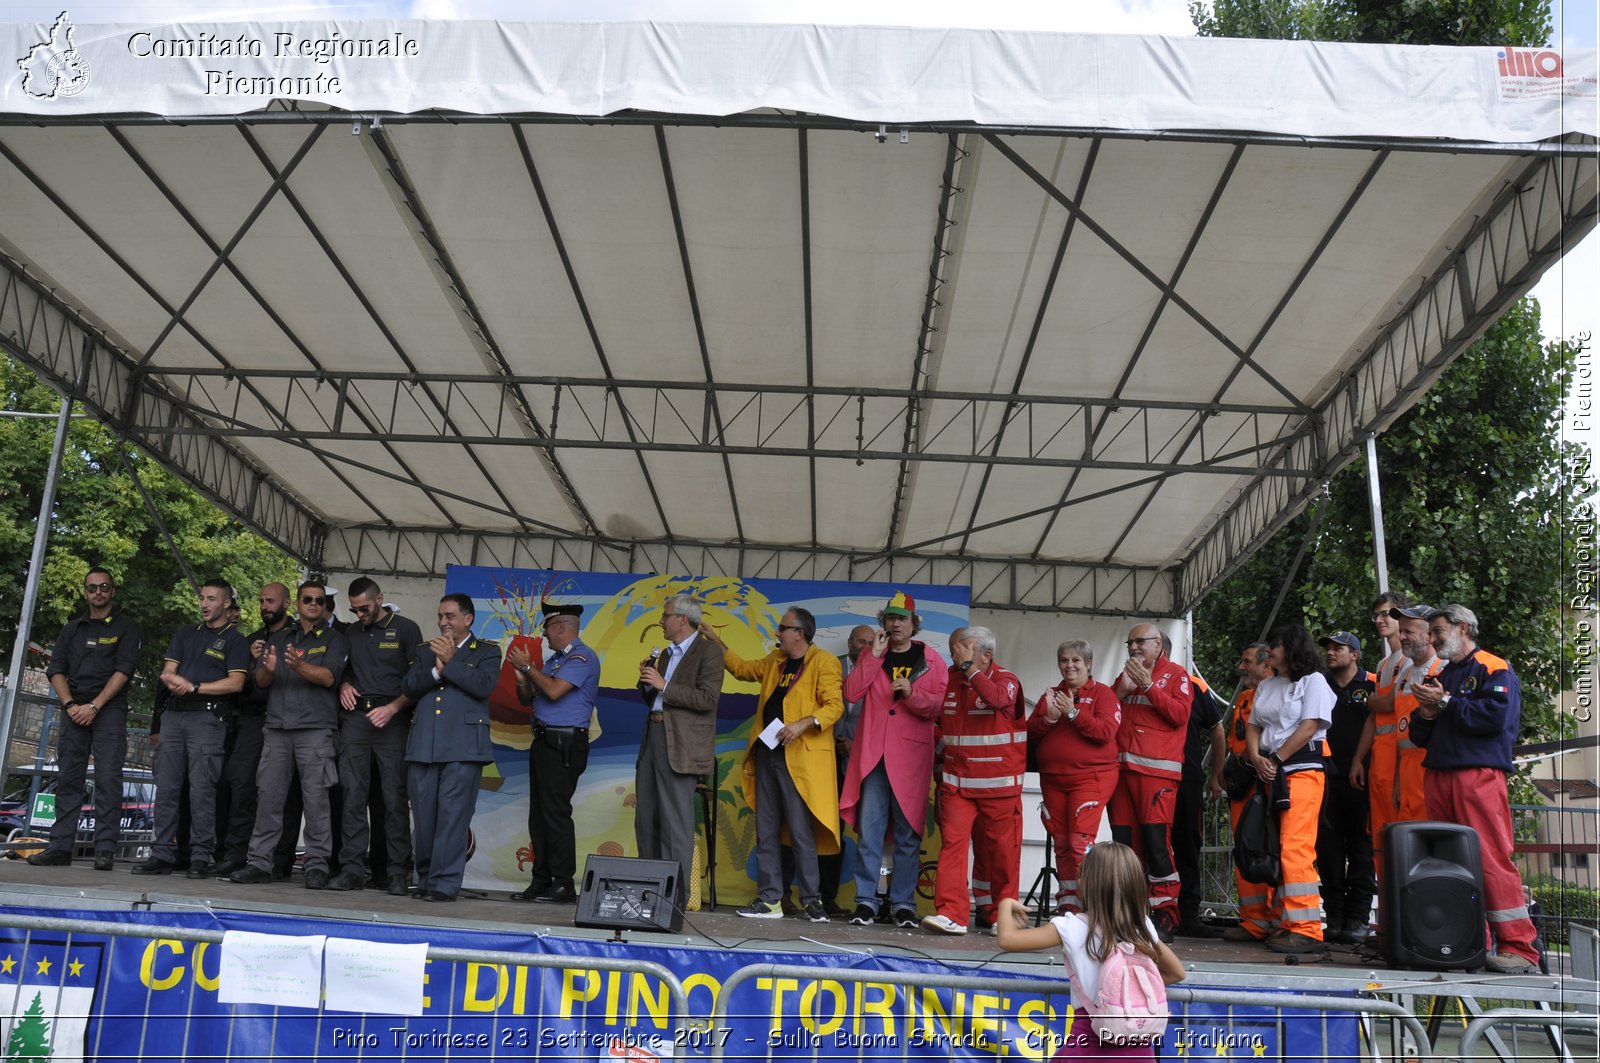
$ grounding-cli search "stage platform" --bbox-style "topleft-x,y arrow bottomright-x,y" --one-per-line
0,857 -> 1585,998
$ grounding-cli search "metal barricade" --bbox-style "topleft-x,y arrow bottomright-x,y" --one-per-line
710,962 -> 1432,1063
0,911 -> 691,1060
1455,1009 -> 1599,1063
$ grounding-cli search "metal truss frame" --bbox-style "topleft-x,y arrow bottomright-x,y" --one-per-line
1176,147 -> 1600,611
319,525 -> 1178,617
0,108 -> 1592,616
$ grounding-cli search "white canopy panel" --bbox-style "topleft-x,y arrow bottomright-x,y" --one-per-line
1,19 -> 1595,615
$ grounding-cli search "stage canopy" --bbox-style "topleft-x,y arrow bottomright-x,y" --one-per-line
1,18 -> 1595,616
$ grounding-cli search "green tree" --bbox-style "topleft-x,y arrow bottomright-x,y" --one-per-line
1188,1 -> 1591,742
4,991 -> 51,1061
1,352 -> 302,713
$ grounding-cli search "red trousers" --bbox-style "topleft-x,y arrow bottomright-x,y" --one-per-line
1109,770 -> 1180,920
1424,767 -> 1541,965
1040,769 -> 1117,912
933,788 -> 1021,925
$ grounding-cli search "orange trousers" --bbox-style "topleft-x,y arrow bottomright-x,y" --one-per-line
1276,769 -> 1326,940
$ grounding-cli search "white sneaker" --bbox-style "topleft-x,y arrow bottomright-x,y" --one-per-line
921,914 -> 968,935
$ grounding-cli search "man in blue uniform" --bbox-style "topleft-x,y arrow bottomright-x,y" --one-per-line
402,592 -> 501,901
135,578 -> 249,876
507,602 -> 600,904
29,567 -> 143,870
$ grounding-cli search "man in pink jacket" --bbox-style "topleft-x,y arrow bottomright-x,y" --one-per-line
840,591 -> 950,927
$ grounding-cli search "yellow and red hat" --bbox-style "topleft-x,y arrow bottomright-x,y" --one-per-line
881,591 -> 916,618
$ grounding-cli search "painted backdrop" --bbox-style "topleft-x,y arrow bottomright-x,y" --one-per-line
440,566 -> 969,900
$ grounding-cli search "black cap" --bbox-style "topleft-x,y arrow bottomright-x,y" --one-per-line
541,602 -> 583,622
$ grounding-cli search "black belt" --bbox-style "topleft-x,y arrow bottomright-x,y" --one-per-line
648,711 -> 665,722
168,696 -> 228,713
535,722 -> 586,734
357,695 -> 400,710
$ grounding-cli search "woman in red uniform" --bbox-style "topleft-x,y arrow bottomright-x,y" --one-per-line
1030,639 -> 1122,913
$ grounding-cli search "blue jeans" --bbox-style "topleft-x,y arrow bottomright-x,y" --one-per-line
852,762 -> 923,910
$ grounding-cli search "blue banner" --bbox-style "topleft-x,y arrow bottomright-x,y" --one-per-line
0,907 -> 1359,1062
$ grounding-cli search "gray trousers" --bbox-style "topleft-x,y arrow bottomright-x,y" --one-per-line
50,705 -> 128,856
152,710 -> 224,864
634,718 -> 697,897
337,714 -> 412,878
753,742 -> 819,904
409,760 -> 481,898
248,727 -> 337,874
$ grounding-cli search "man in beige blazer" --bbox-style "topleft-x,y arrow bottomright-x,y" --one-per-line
636,593 -> 724,900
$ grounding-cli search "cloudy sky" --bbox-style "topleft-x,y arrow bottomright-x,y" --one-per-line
6,0 -> 1597,451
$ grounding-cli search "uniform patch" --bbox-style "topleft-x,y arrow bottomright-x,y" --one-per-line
378,641 -> 400,651
305,645 -> 327,656
1463,677 -> 1479,692
1398,717 -> 1409,732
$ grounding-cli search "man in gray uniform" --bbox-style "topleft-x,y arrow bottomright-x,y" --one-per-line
229,581 -> 348,889
328,577 -> 422,894
29,567 -> 143,870
135,578 -> 249,876
402,592 -> 501,901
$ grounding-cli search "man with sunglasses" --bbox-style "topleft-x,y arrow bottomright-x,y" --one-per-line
136,579 -> 249,876
28,568 -> 143,870
1109,622 -> 1192,942
507,601 -> 600,904
327,577 -> 423,894
229,581 -> 348,889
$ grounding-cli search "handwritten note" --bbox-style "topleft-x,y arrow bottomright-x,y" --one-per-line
323,937 -> 428,1016
217,931 -> 326,1009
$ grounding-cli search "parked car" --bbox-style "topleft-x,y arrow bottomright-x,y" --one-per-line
1,769 -> 156,854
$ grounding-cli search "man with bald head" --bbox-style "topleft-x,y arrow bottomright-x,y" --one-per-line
1110,621 -> 1192,942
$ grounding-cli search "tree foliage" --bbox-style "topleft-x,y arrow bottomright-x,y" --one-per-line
1188,1 -> 1591,742
1,353 -> 302,711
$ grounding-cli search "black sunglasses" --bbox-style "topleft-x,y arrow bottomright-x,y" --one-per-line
301,595 -> 327,605
777,624 -> 804,633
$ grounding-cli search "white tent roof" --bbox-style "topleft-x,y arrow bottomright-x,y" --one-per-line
2,19 -> 1595,614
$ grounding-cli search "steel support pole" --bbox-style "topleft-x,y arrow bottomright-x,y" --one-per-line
1365,435 -> 1390,592
0,389 -> 75,778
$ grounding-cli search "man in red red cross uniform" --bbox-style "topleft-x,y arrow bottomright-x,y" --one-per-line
1110,621 -> 1191,941
922,625 -> 1026,936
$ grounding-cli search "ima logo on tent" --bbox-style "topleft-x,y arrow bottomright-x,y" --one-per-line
1497,47 -> 1564,79
16,10 -> 91,100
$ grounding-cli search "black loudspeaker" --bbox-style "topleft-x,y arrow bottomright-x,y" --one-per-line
574,856 -> 683,934
1378,821 -> 1487,970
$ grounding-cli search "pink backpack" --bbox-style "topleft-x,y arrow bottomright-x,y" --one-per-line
1071,941 -> 1169,1045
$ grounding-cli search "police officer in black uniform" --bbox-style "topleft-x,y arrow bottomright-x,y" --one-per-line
328,577 -> 422,894
28,567 -> 143,871
134,578 -> 249,876
230,581 -> 348,889
1316,630 -> 1378,943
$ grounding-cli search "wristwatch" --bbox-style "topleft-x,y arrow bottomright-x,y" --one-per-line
810,716 -> 820,730
1065,704 -> 1080,722
1438,693 -> 1452,708
516,663 -> 532,675
955,660 -> 973,672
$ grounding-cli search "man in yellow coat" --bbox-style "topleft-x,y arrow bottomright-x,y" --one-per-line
700,608 -> 843,922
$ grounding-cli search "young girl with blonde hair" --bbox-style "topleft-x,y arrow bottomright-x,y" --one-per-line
998,842 -> 1185,1059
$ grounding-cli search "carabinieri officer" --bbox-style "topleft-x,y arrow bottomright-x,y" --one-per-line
507,601 -> 600,904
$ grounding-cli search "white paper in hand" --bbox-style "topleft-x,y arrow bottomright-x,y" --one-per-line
758,717 -> 785,749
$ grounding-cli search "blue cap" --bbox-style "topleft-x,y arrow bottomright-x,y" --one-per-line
1319,631 -> 1361,653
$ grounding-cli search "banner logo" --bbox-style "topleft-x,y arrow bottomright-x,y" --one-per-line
1494,46 -> 1596,101
17,11 -> 91,99
0,939 -> 103,1060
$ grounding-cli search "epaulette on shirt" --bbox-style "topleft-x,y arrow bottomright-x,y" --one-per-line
564,653 -> 589,664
